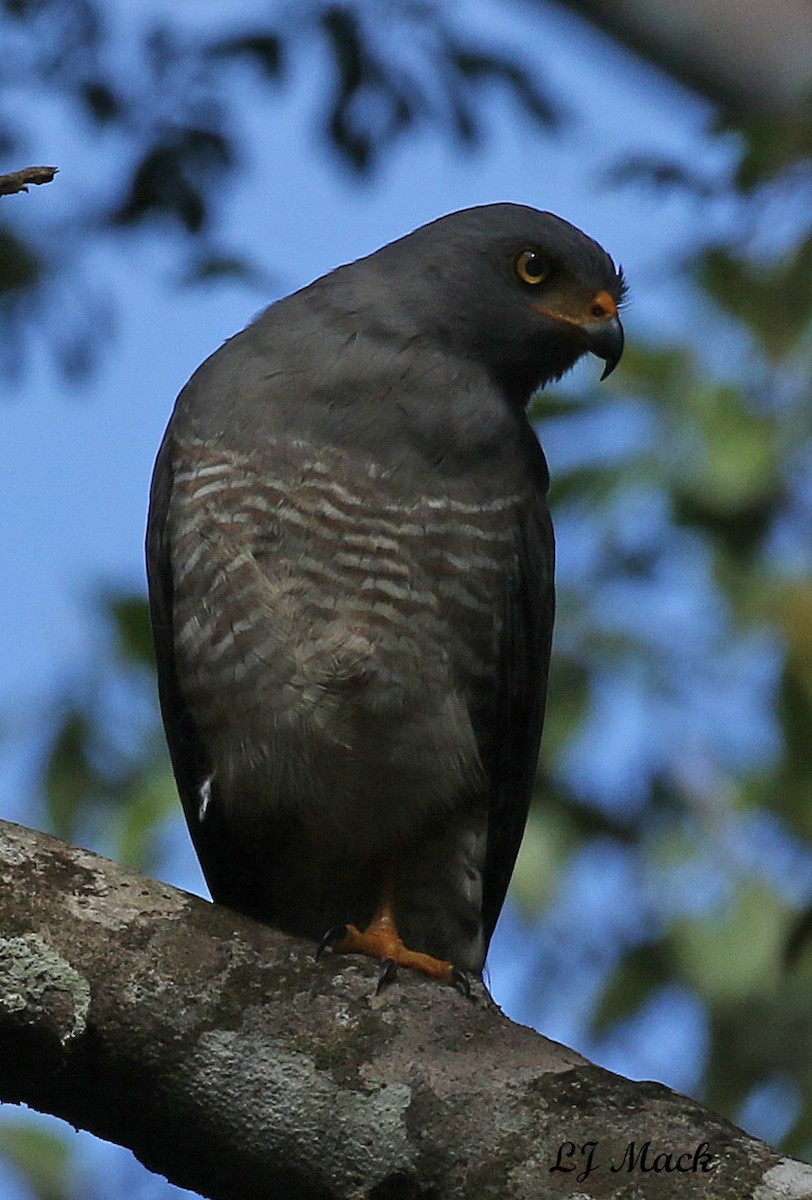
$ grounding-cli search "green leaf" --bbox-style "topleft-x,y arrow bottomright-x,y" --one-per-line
670,380 -> 781,554
719,103 -> 812,190
783,1094 -> 812,1160
510,803 -> 570,912
672,884 -> 790,1002
44,710 -> 95,839
611,341 -> 695,400
0,1121 -> 72,1200
594,941 -> 673,1032
116,761 -> 177,871
106,594 -> 154,667
699,239 -> 812,359
544,654 -> 590,757
673,488 -> 780,559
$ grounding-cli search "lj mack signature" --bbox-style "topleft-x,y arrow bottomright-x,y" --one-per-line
550,1139 -> 717,1182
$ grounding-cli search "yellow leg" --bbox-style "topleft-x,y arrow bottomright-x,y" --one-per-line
318,881 -> 468,993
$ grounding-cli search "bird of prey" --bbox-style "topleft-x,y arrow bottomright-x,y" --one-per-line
146,203 -> 625,991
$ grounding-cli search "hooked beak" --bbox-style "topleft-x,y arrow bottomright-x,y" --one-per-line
584,313 -> 624,380
533,288 -> 625,381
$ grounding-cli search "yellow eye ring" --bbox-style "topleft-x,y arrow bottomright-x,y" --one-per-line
515,249 -> 546,285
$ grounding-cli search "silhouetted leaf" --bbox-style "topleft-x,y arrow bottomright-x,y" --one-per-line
81,79 -> 120,121
0,228 -> 41,292
181,252 -> 268,286
116,128 -> 232,232
606,152 -> 721,197
209,32 -> 284,79
448,47 -> 558,128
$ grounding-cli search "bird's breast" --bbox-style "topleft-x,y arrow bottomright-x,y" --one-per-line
169,433 -> 528,842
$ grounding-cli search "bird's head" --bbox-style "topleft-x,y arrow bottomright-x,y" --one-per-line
366,203 -> 626,405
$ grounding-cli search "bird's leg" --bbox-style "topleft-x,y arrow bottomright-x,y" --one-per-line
317,877 -> 470,995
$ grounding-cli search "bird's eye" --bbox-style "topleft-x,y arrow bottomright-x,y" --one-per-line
515,249 -> 547,285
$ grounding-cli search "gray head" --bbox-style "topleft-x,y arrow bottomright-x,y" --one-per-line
340,203 -> 626,404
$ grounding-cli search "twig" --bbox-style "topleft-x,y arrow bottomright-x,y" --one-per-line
0,165 -> 58,197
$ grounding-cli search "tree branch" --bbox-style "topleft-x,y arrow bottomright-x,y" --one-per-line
553,0 -> 812,112
0,166 -> 58,196
0,818 -> 810,1199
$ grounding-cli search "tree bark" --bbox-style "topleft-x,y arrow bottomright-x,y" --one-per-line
0,818 -> 810,1200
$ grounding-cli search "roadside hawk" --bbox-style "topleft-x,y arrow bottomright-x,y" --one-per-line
146,203 -> 625,990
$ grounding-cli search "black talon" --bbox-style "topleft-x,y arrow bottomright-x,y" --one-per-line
452,966 -> 472,998
316,925 -> 348,960
375,958 -> 398,993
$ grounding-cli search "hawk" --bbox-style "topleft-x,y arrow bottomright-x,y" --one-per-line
146,204 -> 625,990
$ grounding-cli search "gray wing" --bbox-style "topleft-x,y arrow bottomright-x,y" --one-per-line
480,431 -> 555,952
145,427 -> 237,903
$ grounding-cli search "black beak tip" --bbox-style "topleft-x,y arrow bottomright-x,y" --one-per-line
589,315 -> 624,382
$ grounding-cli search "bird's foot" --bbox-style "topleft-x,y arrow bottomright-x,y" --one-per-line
317,922 -> 470,996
